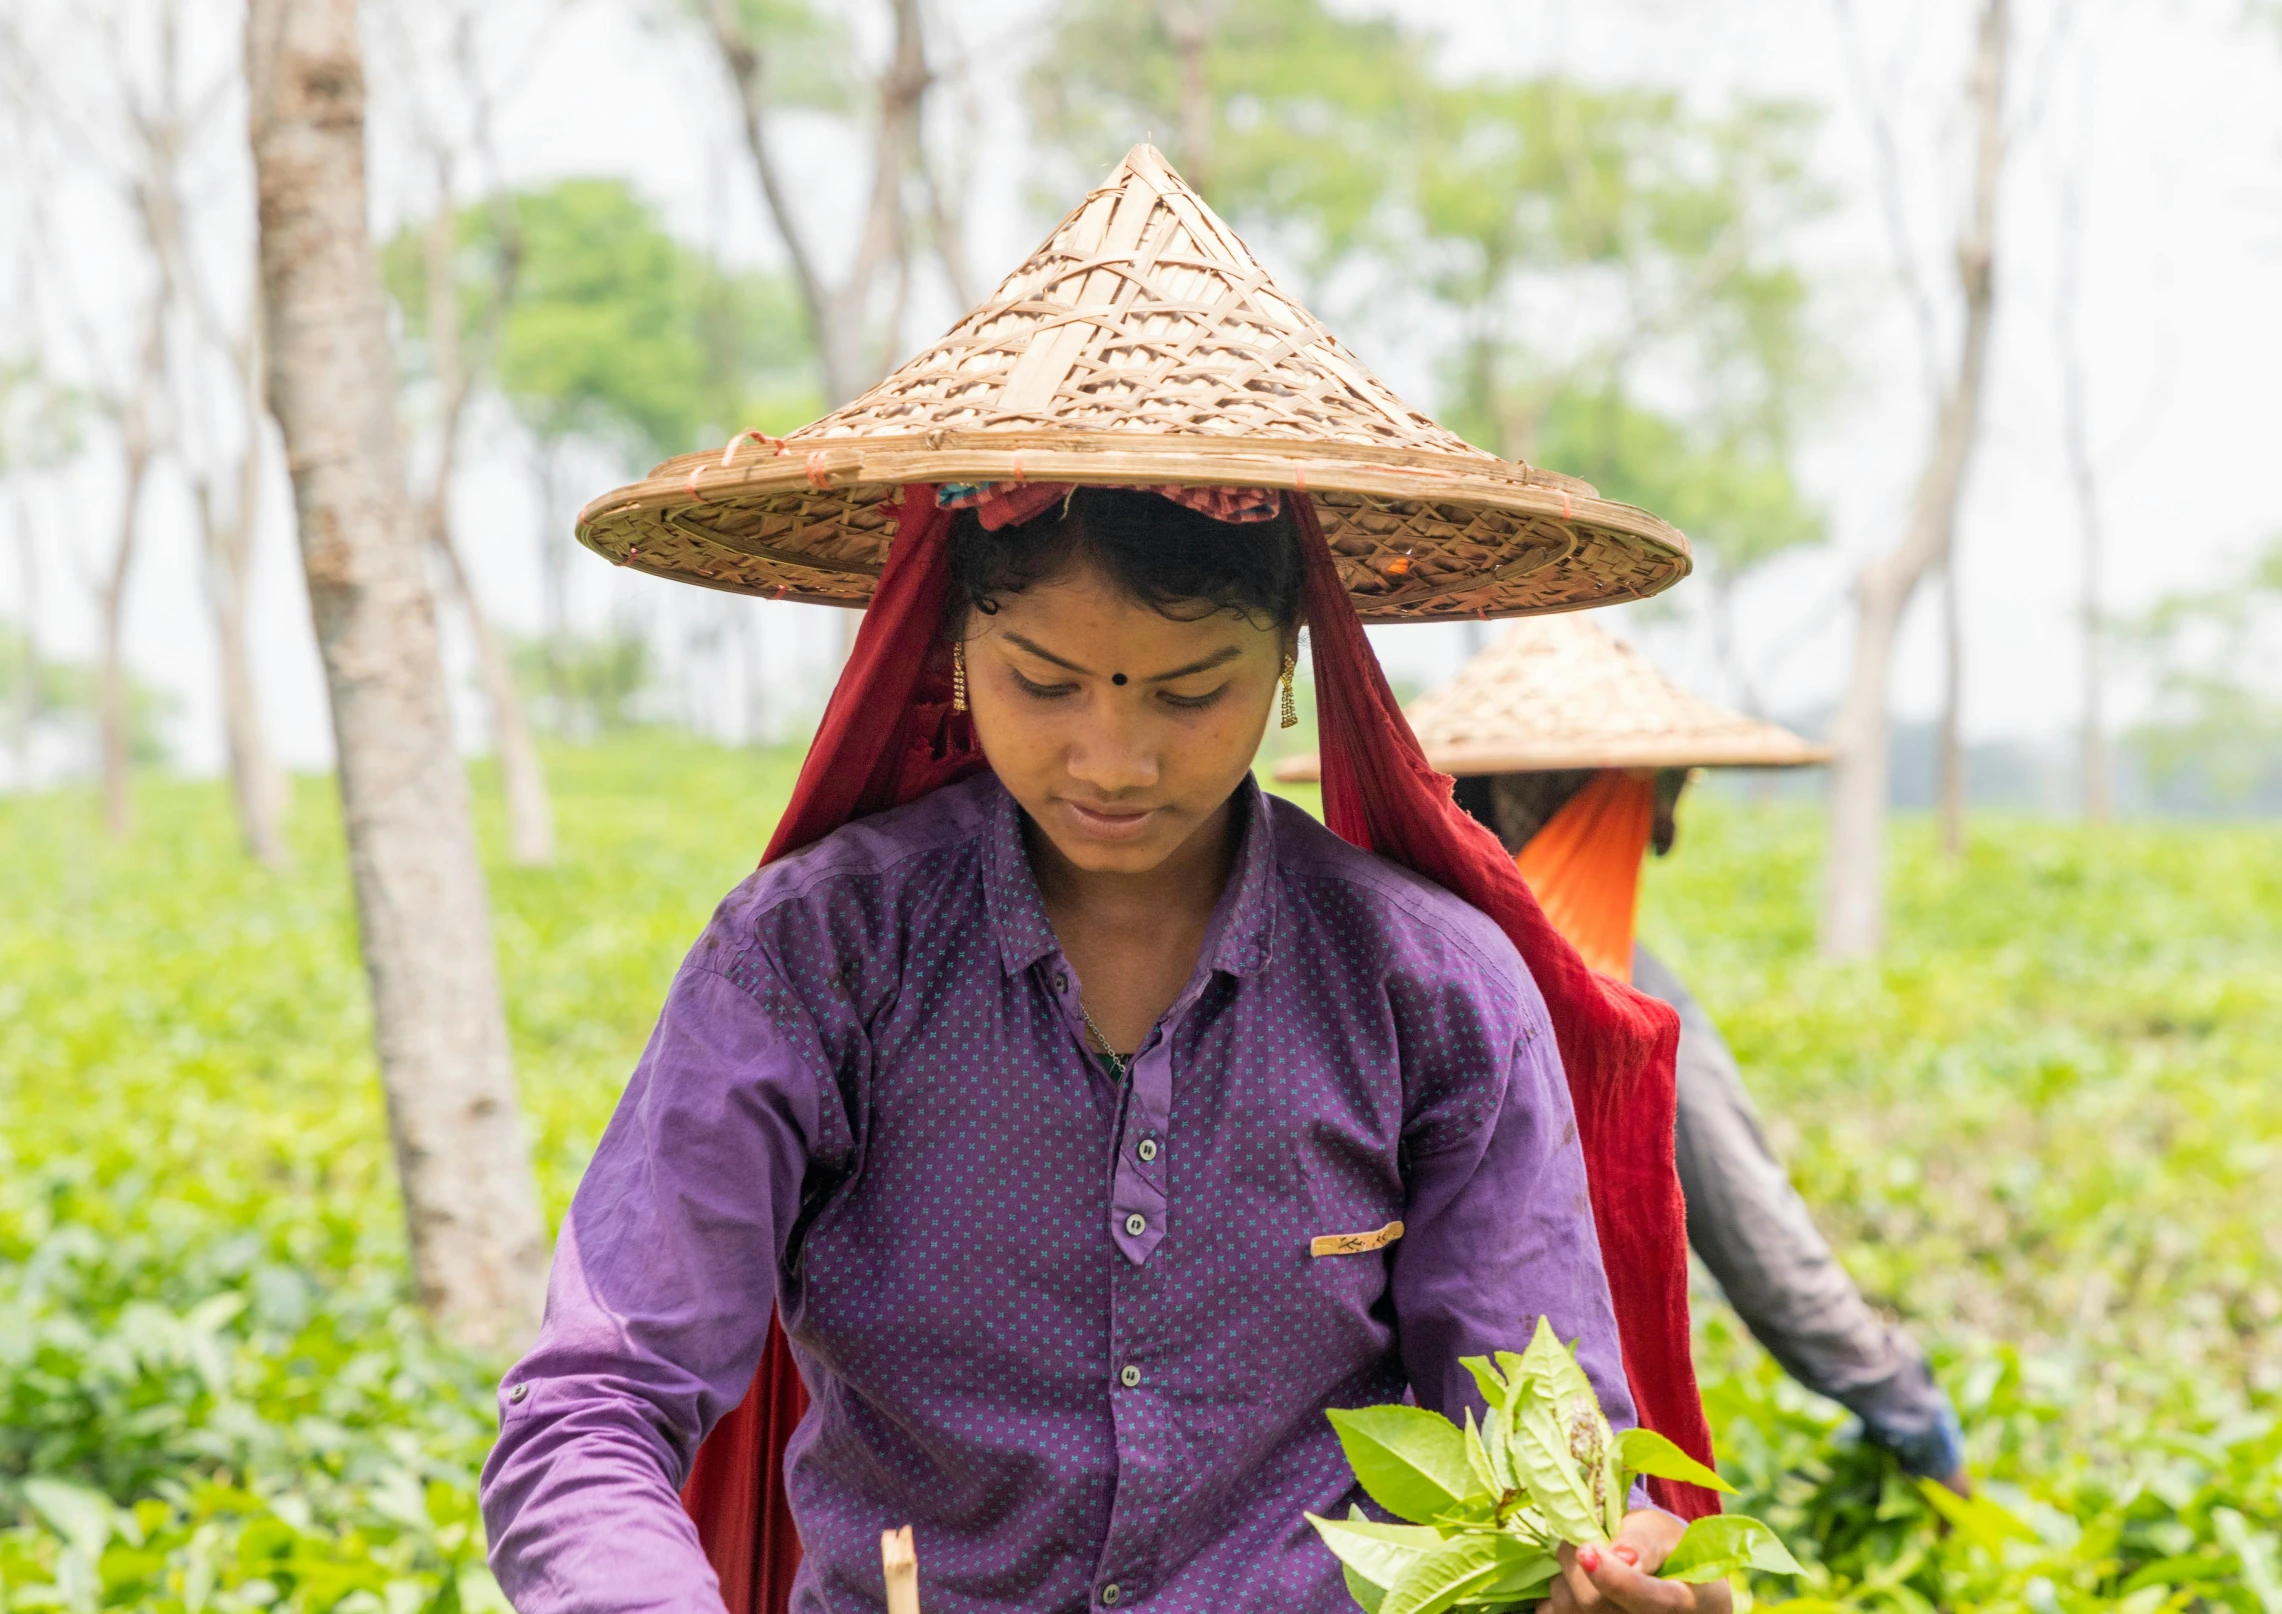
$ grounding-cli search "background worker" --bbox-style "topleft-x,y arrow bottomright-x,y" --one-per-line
1280,616 -> 1970,1494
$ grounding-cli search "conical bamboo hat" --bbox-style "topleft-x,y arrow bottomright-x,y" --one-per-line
1276,615 -> 1827,779
575,145 -> 1690,622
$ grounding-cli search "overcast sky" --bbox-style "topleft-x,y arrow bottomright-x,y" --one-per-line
5,0 -> 2279,778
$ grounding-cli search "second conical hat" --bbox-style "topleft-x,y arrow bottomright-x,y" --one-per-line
1276,615 -> 1827,779
576,145 -> 1690,622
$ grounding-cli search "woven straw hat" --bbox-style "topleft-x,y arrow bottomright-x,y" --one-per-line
575,145 -> 1690,623
1276,615 -> 1827,779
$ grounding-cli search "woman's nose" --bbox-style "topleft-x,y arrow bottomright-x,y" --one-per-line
1063,701 -> 1161,793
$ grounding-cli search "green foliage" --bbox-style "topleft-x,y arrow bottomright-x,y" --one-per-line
1529,383 -> 1824,580
1029,6 -> 1830,590
1314,1317 -> 1791,1610
2123,533 -> 2282,809
0,737 -> 795,1609
508,632 -> 654,737
1029,0 -> 1416,262
384,177 -> 821,467
0,357 -> 84,473
1643,798 -> 2282,1609
3,742 -> 2278,1608
0,630 -> 178,766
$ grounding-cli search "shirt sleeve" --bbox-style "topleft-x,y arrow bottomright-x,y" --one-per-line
479,957 -> 826,1614
1390,1017 -> 1644,1441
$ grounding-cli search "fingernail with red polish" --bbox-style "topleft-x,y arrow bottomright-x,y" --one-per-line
1577,1547 -> 1601,1574
1613,1544 -> 1639,1566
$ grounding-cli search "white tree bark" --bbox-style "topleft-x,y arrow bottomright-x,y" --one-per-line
1821,0 -> 2009,959
98,295 -> 164,841
246,0 -> 546,1351
193,287 -> 292,867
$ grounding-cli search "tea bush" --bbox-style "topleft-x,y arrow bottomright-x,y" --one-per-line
1,737 -> 2274,1609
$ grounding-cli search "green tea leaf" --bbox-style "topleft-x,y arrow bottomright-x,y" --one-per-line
1379,1534 -> 1519,1614
1457,1354 -> 1510,1410
1466,1546 -> 1560,1604
24,1478 -> 117,1560
1345,1561 -> 1390,1613
1660,1514 -> 1803,1583
1461,1408 -> 1502,1499
1612,1427 -> 1737,1496
1914,1480 -> 2038,1556
1503,1319 -> 1610,1546
2214,1507 -> 2282,1614
1307,1510 -> 1448,1600
1326,1405 -> 1483,1523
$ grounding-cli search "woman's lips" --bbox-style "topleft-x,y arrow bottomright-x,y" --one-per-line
1058,799 -> 1160,842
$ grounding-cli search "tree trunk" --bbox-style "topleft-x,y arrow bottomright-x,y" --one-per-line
246,0 -> 546,1353
2055,137 -> 2110,823
434,521 -> 556,864
1160,0 -> 1216,194
425,173 -> 554,865
199,472 -> 291,866
99,304 -> 160,840
1820,0 -> 2008,959
202,293 -> 290,866
1938,559 -> 1965,857
11,490 -> 40,783
702,0 -> 932,406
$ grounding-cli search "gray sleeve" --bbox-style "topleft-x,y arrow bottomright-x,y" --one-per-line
1633,946 -> 1964,1480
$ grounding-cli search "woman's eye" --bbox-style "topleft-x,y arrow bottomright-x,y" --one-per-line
1157,684 -> 1229,712
1010,668 -> 1078,700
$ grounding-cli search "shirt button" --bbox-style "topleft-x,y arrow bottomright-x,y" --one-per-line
1119,1365 -> 1141,1389
1136,1138 -> 1158,1163
507,1383 -> 529,1404
1100,1585 -> 1123,1606
1056,972 -> 1069,993
1123,1213 -> 1146,1237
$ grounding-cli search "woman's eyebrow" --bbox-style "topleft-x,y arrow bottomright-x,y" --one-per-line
1000,636 -> 1241,683
1001,632 -> 1093,674
1143,646 -> 1242,683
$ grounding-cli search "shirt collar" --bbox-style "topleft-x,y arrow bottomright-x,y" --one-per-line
981,774 -> 1280,981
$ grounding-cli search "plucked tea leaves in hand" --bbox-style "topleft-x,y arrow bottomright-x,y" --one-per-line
1309,1317 -> 1799,1613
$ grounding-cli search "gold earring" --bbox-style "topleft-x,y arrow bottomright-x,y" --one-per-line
952,641 -> 968,713
1279,652 -> 1298,729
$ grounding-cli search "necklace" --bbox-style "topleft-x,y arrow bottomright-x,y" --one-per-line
1078,1000 -> 1129,1084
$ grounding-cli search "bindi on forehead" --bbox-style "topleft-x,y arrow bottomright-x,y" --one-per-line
1112,673 -> 1128,686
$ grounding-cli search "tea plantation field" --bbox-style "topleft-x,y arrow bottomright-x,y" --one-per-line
2,735 -> 2276,1611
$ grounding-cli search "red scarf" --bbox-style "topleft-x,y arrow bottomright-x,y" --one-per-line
679,490 -> 1717,1614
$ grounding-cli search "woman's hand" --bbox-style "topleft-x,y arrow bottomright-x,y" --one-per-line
1541,1509 -> 1732,1612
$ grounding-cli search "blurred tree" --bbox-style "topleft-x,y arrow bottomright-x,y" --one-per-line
0,356 -> 82,784
508,631 -> 654,738
1030,0 -> 1416,262
248,0 -> 546,1352
0,628 -> 178,771
385,175 -> 818,732
3,0 -> 289,861
1822,0 -> 2012,955
692,0 -> 966,406
126,1 -> 291,867
376,0 -> 556,866
1531,388 -> 1822,716
2125,535 -> 2282,809
1033,9 -> 1831,701
1414,82 -> 1830,697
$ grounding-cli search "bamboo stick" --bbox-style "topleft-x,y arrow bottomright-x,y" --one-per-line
882,1525 -> 920,1614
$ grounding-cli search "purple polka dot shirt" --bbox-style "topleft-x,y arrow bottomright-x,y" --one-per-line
480,774 -> 1637,1613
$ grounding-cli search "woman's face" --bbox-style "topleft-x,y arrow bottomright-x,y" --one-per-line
963,560 -> 1290,878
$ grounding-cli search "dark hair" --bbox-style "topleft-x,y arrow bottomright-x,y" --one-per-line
1452,767 -> 1694,856
948,487 -> 1303,628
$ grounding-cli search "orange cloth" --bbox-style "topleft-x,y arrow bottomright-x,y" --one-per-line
1512,770 -> 1657,983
